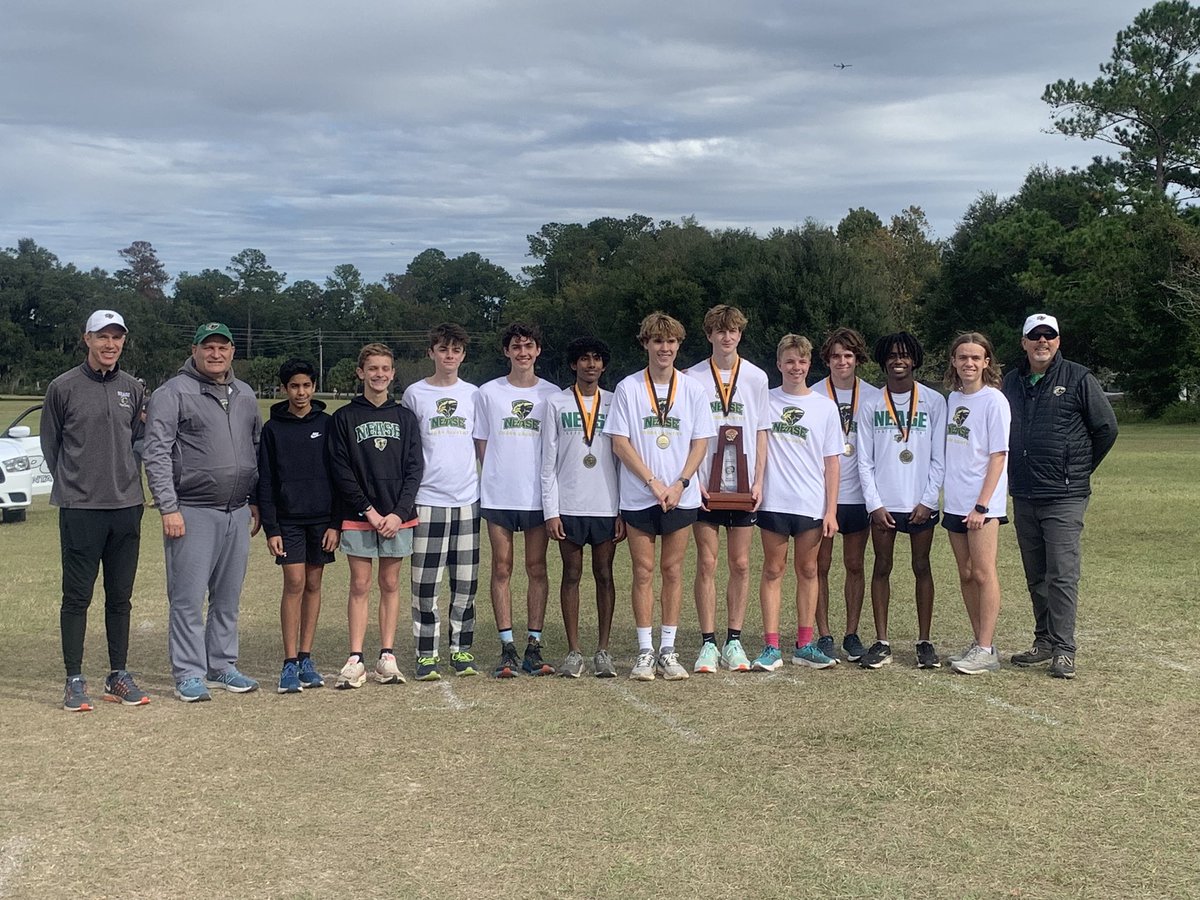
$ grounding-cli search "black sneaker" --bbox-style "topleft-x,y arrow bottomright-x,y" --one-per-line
522,637 -> 555,676
915,641 -> 941,669
859,641 -> 892,669
842,632 -> 867,662
1011,644 -> 1054,666
1049,653 -> 1076,679
493,642 -> 520,679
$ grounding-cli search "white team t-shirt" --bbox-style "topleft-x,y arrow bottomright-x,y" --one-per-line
401,378 -> 480,507
540,388 -> 620,518
812,376 -> 882,505
944,385 -> 1011,516
760,388 -> 843,518
473,376 -> 560,511
603,368 -> 716,512
856,382 -> 947,514
683,357 -> 770,494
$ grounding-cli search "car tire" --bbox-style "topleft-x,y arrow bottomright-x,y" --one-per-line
1,508 -> 27,524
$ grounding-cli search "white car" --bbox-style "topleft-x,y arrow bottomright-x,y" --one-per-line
8,406 -> 52,497
0,423 -> 34,524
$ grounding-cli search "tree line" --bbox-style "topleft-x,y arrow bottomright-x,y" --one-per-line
2,1 -> 1198,416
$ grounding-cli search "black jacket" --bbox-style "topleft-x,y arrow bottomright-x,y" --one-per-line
256,400 -> 335,537
1001,352 -> 1118,501
328,394 -> 424,524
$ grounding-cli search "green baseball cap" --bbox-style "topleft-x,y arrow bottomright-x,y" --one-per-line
193,322 -> 234,345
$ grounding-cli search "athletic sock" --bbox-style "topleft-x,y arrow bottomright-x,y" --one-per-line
498,629 -> 514,645
765,632 -> 780,650
726,628 -> 742,644
796,626 -> 814,648
636,626 -> 653,652
660,625 -> 677,650
527,630 -> 542,643
379,648 -> 393,657
285,657 -> 299,666
349,652 -> 364,663
702,632 -> 716,646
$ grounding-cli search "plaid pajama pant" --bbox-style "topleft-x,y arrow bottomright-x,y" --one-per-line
411,503 -> 480,656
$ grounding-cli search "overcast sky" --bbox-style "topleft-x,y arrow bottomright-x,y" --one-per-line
1,1 -> 1145,286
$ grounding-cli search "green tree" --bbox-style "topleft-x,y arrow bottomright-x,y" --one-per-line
326,357 -> 359,397
1043,0 -> 1200,195
115,241 -> 170,301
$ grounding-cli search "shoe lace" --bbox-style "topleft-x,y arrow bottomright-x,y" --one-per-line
418,656 -> 437,667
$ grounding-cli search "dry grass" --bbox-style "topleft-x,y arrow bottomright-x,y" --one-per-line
1,406 -> 1198,899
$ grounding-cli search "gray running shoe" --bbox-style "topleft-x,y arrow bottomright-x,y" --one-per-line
1012,644 -> 1054,666
104,670 -> 151,705
948,641 -> 978,664
63,675 -> 93,712
950,644 -> 1000,675
656,647 -> 690,681
559,650 -> 585,678
630,649 -> 656,681
1049,653 -> 1076,679
592,649 -> 617,678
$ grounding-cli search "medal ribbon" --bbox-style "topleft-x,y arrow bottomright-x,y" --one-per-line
572,385 -> 600,447
709,356 -> 741,417
643,368 -> 678,427
826,376 -> 858,438
883,383 -> 918,443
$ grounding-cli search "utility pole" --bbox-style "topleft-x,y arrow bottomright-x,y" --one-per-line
318,329 -> 324,393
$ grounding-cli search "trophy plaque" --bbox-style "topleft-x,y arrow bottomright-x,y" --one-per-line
706,426 -> 754,511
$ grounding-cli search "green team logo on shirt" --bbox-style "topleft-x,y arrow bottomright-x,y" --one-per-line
560,411 -> 607,431
873,410 -> 929,430
947,406 -> 972,440
355,421 -> 403,448
502,399 -> 541,431
709,400 -> 744,415
641,415 -> 681,431
772,406 -> 809,438
430,398 -> 468,430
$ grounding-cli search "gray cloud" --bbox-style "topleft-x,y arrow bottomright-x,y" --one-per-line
1,0 -> 1146,283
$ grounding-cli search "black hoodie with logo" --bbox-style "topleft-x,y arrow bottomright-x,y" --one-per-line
328,394 -> 424,525
256,399 -> 335,538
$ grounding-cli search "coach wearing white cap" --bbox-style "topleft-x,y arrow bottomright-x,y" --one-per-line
1001,313 -> 1117,679
42,309 -> 150,711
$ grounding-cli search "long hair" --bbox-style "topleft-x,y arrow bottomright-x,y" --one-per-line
944,332 -> 1002,390
821,327 -> 869,365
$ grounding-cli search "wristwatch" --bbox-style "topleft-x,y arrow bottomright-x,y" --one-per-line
677,476 -> 690,488
973,503 -> 988,514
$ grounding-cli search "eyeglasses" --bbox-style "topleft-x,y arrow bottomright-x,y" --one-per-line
1026,330 -> 1057,341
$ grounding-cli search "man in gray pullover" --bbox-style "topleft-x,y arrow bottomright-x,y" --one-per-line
144,322 -> 263,702
42,309 -> 148,711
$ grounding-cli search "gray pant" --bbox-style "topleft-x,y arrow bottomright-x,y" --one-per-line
164,505 -> 251,682
1012,497 -> 1089,655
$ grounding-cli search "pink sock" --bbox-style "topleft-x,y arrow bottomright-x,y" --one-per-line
796,626 -> 814,648
765,632 -> 780,649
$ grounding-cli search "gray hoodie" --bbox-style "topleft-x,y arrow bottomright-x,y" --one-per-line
144,358 -> 261,514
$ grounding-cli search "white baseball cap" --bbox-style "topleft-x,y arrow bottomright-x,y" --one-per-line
1021,313 -> 1059,338
85,309 -> 128,333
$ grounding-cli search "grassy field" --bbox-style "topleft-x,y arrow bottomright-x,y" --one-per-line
1,397 -> 1198,899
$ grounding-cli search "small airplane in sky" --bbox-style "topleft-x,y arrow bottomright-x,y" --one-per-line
834,62 -> 852,69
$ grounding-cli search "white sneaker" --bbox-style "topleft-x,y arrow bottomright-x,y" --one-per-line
373,652 -> 406,684
335,656 -> 367,689
950,644 -> 1000,675
657,647 -> 690,681
629,649 -> 656,681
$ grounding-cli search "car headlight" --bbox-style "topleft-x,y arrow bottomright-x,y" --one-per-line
3,457 -> 30,472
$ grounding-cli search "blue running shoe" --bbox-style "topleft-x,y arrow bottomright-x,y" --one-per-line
278,661 -> 303,694
415,656 -> 442,681
751,646 -> 783,672
297,657 -> 324,688
793,641 -> 837,669
205,668 -> 259,693
816,635 -> 840,664
175,677 -> 212,703
63,675 -> 93,712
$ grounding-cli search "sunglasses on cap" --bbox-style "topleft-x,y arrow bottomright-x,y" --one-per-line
1027,329 -> 1058,341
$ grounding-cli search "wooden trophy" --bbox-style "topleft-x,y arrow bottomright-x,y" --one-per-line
705,426 -> 754,511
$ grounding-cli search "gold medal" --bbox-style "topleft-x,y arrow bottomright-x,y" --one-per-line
644,369 -> 678,450
899,449 -> 914,464
844,442 -> 855,457
656,434 -> 671,449
583,453 -> 597,469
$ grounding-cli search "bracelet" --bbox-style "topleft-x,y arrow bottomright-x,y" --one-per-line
646,476 -> 657,486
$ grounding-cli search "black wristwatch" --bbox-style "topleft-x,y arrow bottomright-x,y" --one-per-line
973,503 -> 988,514
678,476 -> 690,488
